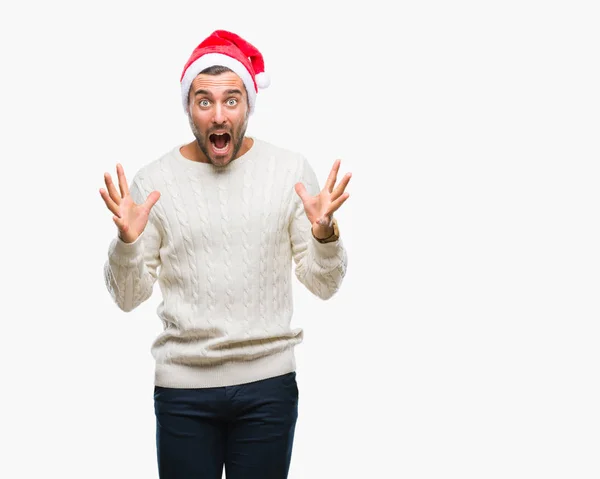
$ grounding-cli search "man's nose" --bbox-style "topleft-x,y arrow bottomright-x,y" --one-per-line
212,104 -> 227,124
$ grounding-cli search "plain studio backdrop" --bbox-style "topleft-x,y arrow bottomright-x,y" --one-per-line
1,0 -> 599,478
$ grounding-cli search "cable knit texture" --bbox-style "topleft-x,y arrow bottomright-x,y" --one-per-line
104,138 -> 348,388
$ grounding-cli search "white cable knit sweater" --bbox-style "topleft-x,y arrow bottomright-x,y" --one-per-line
104,138 -> 348,388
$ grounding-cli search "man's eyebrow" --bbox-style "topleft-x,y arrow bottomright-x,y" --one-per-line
194,89 -> 243,96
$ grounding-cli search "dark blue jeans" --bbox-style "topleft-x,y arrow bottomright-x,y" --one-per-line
154,371 -> 299,479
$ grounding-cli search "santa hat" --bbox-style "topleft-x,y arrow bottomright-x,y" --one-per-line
180,30 -> 270,115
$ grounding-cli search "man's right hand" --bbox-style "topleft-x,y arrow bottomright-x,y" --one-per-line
99,164 -> 161,244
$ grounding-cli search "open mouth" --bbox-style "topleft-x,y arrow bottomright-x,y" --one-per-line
209,132 -> 231,154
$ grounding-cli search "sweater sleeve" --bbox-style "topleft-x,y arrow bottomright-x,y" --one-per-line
289,157 -> 348,300
103,174 -> 162,312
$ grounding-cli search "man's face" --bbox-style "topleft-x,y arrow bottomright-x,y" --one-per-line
187,71 -> 249,167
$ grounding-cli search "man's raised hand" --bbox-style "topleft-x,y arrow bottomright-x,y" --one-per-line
99,164 -> 161,243
294,159 -> 351,239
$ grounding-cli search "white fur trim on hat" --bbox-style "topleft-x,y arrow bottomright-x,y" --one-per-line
181,53 -> 257,114
255,71 -> 270,89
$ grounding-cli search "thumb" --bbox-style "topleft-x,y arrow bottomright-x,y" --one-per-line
294,182 -> 310,204
144,190 -> 161,210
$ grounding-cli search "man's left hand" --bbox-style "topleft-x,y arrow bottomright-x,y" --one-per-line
294,159 -> 352,239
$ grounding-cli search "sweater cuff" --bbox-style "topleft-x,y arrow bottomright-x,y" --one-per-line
310,236 -> 344,261
108,233 -> 144,267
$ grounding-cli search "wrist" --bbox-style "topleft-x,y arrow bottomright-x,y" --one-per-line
311,218 -> 340,243
312,224 -> 334,240
118,230 -> 140,244
312,215 -> 333,239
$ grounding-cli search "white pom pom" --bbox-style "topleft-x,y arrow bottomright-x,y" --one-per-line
255,72 -> 270,89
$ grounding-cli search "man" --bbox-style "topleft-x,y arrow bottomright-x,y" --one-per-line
100,30 -> 350,479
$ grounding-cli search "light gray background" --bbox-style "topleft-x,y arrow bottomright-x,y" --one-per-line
1,0 -> 599,478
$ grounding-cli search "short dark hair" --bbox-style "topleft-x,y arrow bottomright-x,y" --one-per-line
200,65 -> 234,76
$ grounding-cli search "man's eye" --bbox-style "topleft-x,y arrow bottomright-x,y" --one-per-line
227,98 -> 238,106
199,100 -> 210,107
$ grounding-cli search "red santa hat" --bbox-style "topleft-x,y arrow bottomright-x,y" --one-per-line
180,30 -> 270,115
